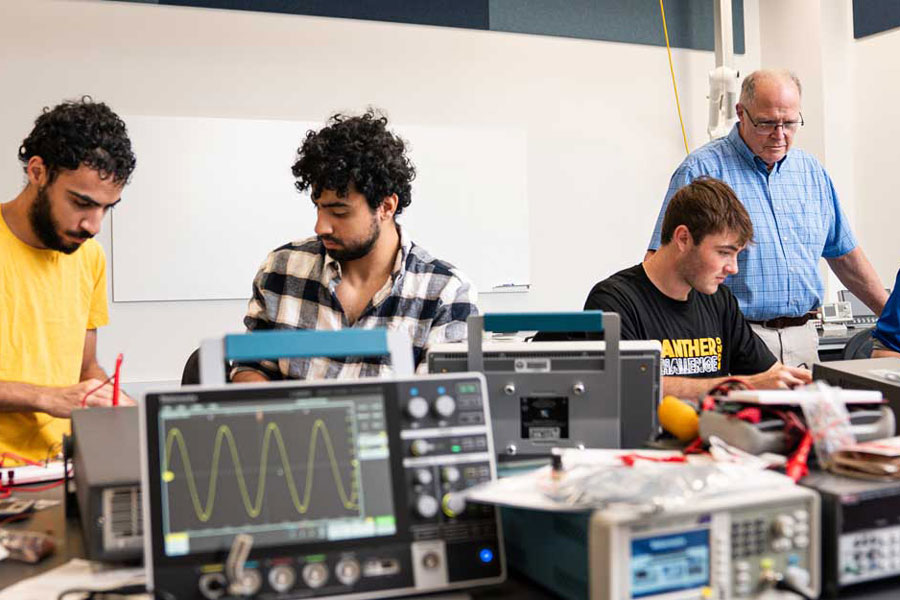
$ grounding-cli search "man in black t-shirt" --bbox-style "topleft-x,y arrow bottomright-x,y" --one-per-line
585,177 -> 811,398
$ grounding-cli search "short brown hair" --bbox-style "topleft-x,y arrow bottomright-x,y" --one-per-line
660,177 -> 753,246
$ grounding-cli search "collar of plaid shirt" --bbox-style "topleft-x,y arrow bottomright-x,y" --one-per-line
321,222 -> 410,305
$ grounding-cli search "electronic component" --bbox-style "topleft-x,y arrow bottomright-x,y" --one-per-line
802,472 -> 900,597
429,312 -> 661,459
814,358 -> 900,420
838,289 -> 888,328
141,373 -> 503,599
502,483 -> 820,599
69,407 -> 143,562
430,340 -> 660,457
821,302 -> 853,324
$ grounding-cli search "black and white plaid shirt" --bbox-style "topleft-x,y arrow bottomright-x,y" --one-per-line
233,225 -> 478,379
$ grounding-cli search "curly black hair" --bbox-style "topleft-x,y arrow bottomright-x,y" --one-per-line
18,96 -> 136,186
292,109 -> 415,215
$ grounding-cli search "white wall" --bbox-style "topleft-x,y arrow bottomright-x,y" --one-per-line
756,0 -> 863,301
0,0 -> 761,385
854,26 -> 900,288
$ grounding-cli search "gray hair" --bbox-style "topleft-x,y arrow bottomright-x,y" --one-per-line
739,70 -> 802,106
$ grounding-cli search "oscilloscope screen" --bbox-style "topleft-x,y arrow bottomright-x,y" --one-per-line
157,392 -> 396,556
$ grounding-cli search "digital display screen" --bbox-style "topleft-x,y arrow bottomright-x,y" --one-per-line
824,305 -> 837,318
840,290 -> 877,318
520,396 -> 568,439
157,392 -> 396,557
630,529 -> 710,598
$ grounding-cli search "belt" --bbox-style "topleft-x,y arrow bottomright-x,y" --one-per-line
749,314 -> 815,329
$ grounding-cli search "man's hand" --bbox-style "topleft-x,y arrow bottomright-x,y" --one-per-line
231,370 -> 269,384
748,363 -> 812,389
38,379 -> 115,418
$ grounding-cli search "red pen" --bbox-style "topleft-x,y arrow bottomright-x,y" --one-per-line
112,353 -> 123,407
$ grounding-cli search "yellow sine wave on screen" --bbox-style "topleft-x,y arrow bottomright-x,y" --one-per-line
163,420 -> 359,523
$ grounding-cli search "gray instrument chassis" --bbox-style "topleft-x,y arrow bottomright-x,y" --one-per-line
428,341 -> 662,456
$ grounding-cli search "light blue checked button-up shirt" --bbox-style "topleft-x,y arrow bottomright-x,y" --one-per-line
648,124 -> 857,322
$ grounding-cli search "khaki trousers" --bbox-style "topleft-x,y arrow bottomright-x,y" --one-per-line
749,321 -> 820,369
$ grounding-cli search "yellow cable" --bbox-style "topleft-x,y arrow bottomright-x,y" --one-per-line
659,0 -> 690,155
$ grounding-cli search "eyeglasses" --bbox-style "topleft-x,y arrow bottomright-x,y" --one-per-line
741,107 -> 804,134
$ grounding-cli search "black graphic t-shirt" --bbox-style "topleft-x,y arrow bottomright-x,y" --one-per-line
584,264 -> 775,378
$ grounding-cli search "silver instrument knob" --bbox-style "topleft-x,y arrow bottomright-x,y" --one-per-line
442,492 -> 467,518
434,394 -> 456,418
302,563 -> 329,589
335,558 -> 361,586
268,565 -> 296,593
406,396 -> 429,420
410,439 -> 431,457
415,494 -> 440,519
442,466 -> 460,483
415,468 -> 433,485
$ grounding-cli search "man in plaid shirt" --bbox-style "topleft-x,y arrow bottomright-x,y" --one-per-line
232,110 -> 477,380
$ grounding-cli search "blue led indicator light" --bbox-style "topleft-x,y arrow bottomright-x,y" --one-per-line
410,387 -> 419,396
479,548 -> 494,563
438,386 -> 446,394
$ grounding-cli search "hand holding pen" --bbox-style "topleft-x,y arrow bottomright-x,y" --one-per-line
73,353 -> 135,413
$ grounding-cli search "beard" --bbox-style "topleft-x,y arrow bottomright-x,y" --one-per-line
29,186 -> 91,254
320,216 -> 380,262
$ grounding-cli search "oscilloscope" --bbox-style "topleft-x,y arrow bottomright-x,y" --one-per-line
141,373 -> 504,599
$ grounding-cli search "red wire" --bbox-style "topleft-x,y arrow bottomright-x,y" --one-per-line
620,454 -> 688,467
10,480 -> 65,492
80,376 -> 113,408
0,453 -> 43,468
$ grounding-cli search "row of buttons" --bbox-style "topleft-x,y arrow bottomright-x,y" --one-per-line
841,526 -> 900,582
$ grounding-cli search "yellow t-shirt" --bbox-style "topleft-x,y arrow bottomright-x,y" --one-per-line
0,212 -> 109,462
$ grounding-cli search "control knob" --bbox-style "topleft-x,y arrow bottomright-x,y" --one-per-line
268,565 -> 296,593
773,515 -> 796,538
441,466 -> 460,483
335,558 -> 361,586
410,439 -> 431,457
406,396 -> 429,420
415,468 -> 433,485
434,394 -> 456,418
198,573 -> 227,600
415,494 -> 440,519
302,563 -> 329,588
442,492 -> 467,518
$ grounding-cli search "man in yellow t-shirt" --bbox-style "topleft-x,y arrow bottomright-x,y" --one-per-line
0,97 -> 137,463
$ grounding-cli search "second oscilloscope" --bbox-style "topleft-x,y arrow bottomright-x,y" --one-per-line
141,373 -> 503,599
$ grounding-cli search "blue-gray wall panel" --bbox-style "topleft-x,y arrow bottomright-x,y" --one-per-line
153,1 -> 490,29
853,0 -> 900,39
489,0 -> 744,53
105,0 -> 744,53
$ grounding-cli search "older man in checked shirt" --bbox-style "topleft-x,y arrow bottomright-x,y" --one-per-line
647,69 -> 887,369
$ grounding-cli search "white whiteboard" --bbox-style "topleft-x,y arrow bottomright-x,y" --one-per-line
111,115 -> 529,302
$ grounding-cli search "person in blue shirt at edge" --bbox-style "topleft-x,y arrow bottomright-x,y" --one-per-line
873,270 -> 900,359
231,109 -> 478,381
646,69 -> 887,370
585,177 -> 812,399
